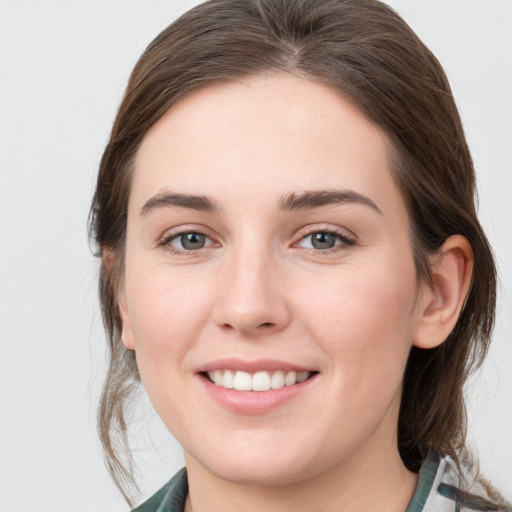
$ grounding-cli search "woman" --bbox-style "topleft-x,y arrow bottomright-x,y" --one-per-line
89,0 -> 510,510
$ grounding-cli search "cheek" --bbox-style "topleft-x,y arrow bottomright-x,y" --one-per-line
125,265 -> 213,370
297,259 -> 419,378
123,265 -> 217,422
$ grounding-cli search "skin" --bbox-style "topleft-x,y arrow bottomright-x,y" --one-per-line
118,73 -> 473,512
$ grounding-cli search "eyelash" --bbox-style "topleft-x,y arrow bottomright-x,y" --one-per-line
293,227 -> 355,254
159,227 -> 214,255
158,227 -> 355,256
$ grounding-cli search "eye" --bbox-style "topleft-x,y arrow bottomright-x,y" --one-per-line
296,230 -> 354,251
166,231 -> 214,251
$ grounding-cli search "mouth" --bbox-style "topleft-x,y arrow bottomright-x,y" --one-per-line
202,369 -> 318,392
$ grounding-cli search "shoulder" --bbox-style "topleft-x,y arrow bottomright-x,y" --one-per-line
407,452 -> 512,512
131,468 -> 188,512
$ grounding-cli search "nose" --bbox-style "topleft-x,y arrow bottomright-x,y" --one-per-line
212,246 -> 291,337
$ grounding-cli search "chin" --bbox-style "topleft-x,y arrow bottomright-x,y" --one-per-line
210,460 -> 311,487
187,437 -> 318,487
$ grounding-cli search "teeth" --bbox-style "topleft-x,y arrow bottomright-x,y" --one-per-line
284,371 -> 296,386
271,371 -> 285,389
234,371 -> 252,390
223,369 -> 234,389
297,371 -> 309,383
252,371 -> 271,391
213,370 -> 223,386
206,370 -> 312,391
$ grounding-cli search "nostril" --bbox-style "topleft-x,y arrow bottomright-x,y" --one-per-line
220,321 -> 276,333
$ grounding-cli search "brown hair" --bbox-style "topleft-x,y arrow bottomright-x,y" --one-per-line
89,0 -> 499,505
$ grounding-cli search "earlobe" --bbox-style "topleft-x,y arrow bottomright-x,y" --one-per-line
103,248 -> 116,274
413,235 -> 473,349
118,287 -> 136,351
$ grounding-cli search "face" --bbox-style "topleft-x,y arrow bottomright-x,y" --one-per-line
119,73 -> 429,486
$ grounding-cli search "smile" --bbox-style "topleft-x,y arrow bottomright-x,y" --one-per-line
205,369 -> 314,391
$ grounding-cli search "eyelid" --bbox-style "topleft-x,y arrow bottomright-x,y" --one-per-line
156,223 -> 356,255
158,225 -> 219,253
294,224 -> 356,241
292,224 -> 356,251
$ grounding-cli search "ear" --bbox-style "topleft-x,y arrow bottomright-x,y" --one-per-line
413,235 -> 473,349
102,248 -> 135,351
118,283 -> 136,351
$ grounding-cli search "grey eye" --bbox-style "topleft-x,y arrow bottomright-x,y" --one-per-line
296,230 -> 354,251
310,232 -> 337,250
174,232 -> 209,250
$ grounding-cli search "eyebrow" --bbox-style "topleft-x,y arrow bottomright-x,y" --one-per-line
140,192 -> 221,216
140,188 -> 382,217
278,189 -> 382,214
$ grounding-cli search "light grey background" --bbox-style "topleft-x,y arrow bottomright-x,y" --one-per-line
0,1 -> 510,511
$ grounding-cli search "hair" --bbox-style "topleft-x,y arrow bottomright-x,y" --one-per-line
89,0 -> 501,506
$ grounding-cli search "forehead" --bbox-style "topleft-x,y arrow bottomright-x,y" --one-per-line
132,73 -> 404,219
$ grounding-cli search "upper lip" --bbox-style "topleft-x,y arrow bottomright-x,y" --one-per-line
197,358 -> 315,373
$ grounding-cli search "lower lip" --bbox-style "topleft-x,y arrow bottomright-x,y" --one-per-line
199,374 -> 317,414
